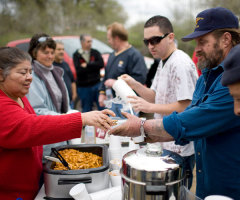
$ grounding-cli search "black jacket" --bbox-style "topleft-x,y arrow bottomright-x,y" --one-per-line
73,48 -> 104,87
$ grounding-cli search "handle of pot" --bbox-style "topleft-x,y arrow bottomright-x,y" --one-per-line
120,168 -> 184,186
121,169 -> 167,195
58,177 -> 92,185
120,168 -> 146,185
145,184 -> 167,195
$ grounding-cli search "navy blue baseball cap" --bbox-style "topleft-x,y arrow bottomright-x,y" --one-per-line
182,7 -> 239,42
222,44 -> 240,86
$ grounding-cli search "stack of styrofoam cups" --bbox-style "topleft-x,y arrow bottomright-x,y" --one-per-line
109,170 -> 122,187
110,159 -> 121,170
109,135 -> 122,161
112,78 -> 137,115
69,183 -> 92,200
112,78 -> 137,104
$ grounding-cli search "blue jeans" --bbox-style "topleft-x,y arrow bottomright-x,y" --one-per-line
77,82 -> 104,112
182,154 -> 195,189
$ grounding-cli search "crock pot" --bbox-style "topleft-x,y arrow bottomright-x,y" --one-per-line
43,144 -> 109,199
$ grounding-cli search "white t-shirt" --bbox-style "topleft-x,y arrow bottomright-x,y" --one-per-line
151,49 -> 198,157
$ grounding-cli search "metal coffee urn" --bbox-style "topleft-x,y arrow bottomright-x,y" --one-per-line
121,144 -> 185,200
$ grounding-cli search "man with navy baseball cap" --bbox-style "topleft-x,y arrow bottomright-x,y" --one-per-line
182,7 -> 239,41
109,7 -> 240,199
222,44 -> 240,116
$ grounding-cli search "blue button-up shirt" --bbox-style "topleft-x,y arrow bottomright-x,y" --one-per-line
163,64 -> 240,200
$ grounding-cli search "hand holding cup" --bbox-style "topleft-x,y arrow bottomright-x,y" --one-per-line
81,109 -> 115,131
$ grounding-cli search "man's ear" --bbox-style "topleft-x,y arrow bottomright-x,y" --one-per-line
168,32 -> 175,43
221,32 -> 232,48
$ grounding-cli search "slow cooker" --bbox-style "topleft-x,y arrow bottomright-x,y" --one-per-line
43,144 -> 109,199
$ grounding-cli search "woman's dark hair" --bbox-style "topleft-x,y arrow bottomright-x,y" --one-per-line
0,47 -> 32,81
28,33 -> 56,60
144,15 -> 174,34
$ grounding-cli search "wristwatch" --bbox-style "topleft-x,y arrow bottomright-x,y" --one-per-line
140,119 -> 147,137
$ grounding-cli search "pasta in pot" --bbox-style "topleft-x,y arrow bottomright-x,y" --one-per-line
53,149 -> 103,170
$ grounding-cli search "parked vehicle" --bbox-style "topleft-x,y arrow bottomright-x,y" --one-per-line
7,35 -> 153,79
7,36 -> 113,79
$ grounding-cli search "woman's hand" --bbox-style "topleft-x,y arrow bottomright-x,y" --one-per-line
108,112 -> 141,137
81,109 -> 115,131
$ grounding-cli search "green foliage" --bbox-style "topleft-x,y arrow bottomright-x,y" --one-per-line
128,21 -> 150,56
0,0 -> 127,46
173,16 -> 196,57
1,0 -> 240,56
200,0 -> 240,16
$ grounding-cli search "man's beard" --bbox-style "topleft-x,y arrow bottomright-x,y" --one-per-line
197,43 -> 224,71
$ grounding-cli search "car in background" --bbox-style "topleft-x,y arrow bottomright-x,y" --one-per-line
7,36 -> 113,79
7,35 -> 153,79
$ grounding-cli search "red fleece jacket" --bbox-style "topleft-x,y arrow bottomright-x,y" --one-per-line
0,90 -> 82,200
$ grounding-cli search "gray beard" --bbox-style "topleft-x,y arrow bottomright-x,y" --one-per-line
197,60 -> 210,71
196,43 -> 224,71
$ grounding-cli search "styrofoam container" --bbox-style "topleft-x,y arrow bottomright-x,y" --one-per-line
69,183 -> 91,200
112,79 -> 136,103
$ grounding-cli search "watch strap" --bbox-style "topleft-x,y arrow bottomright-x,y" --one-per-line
140,119 -> 146,137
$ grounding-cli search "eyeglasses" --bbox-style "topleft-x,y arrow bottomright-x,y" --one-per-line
143,33 -> 169,46
37,36 -> 52,43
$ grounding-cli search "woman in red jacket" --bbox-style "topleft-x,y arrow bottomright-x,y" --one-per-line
0,47 -> 115,200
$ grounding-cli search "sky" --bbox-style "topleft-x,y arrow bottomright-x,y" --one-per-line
116,0 -> 200,27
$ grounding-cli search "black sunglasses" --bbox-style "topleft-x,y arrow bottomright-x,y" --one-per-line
143,33 -> 169,46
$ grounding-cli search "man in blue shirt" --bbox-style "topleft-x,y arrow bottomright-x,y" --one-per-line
98,22 -> 147,107
109,7 -> 240,200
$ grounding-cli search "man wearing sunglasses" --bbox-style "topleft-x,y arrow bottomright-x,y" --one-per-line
110,7 -> 240,199
120,15 -> 198,189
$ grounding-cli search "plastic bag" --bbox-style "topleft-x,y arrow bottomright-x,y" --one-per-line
95,97 -> 138,139
104,96 -> 137,118
180,186 -> 203,200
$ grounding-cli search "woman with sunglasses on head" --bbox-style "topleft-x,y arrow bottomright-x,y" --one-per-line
0,47 -> 114,200
27,33 -> 80,159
